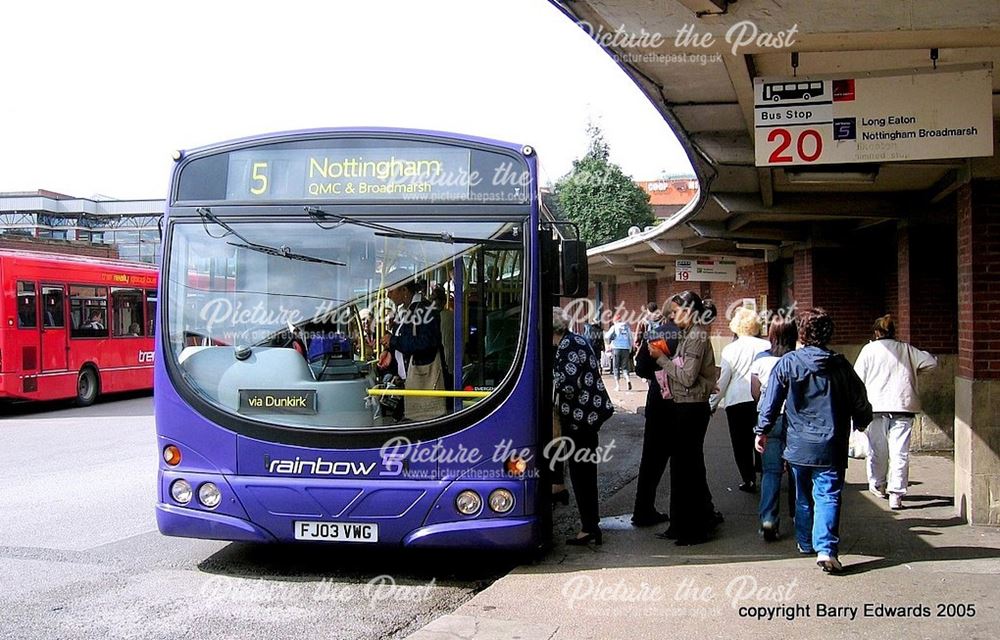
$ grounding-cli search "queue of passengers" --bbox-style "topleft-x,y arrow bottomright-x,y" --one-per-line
552,296 -> 936,573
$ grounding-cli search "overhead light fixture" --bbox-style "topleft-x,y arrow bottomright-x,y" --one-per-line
736,242 -> 782,250
784,165 -> 879,184
633,265 -> 664,274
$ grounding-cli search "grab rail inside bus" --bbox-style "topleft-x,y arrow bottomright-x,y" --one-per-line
366,389 -> 490,398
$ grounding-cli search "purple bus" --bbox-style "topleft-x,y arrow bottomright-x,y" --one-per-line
154,128 -> 586,550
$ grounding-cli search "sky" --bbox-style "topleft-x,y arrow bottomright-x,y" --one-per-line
0,0 -> 692,200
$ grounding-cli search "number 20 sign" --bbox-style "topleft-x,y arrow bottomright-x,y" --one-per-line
764,127 -> 824,164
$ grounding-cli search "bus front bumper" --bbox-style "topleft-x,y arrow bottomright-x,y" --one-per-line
402,517 -> 539,550
156,503 -> 277,543
156,501 -> 539,549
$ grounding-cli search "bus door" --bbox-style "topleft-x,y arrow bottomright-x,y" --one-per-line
40,284 -> 68,371
15,281 -> 41,384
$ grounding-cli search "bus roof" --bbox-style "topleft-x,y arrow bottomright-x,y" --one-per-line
174,127 -> 531,158
0,248 -> 157,273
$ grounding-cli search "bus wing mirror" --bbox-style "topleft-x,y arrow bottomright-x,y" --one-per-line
560,239 -> 589,298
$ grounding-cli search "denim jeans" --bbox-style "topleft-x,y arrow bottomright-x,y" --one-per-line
790,464 -> 845,556
759,416 -> 786,529
611,348 -> 631,379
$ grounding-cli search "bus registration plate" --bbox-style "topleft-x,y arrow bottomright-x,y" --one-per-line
294,521 -> 378,542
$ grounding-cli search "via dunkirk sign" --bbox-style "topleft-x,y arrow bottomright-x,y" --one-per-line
753,64 -> 993,166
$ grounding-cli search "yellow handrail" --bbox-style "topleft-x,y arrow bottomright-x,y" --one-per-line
366,388 -> 490,398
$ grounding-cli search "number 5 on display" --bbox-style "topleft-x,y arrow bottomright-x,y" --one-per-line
250,162 -> 269,195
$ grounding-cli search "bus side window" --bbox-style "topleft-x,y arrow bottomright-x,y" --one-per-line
112,288 -> 145,337
146,290 -> 157,336
17,281 -> 37,328
69,285 -> 109,338
42,286 -> 65,328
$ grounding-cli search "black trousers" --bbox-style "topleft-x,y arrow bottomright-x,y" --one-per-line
726,401 -> 761,485
633,393 -> 673,518
567,427 -> 601,534
670,402 -> 716,538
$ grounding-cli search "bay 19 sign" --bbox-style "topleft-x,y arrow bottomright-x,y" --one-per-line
173,135 -> 531,204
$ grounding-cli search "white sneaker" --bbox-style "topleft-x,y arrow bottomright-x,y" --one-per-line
869,485 -> 887,499
816,553 -> 843,573
889,494 -> 903,510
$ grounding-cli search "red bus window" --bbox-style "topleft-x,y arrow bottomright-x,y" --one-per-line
17,281 -> 37,328
42,286 -> 65,328
112,288 -> 145,337
69,285 -> 108,338
146,290 -> 157,336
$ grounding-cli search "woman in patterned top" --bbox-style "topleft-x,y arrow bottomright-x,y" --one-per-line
552,307 -> 614,546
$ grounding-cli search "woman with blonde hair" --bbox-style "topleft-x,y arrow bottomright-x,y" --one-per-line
711,307 -> 771,493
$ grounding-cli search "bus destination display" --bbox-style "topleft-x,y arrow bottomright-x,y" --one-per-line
226,147 -> 473,201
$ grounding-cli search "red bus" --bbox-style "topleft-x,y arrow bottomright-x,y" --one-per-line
0,249 -> 158,406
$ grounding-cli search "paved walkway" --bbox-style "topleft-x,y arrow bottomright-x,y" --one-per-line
407,378 -> 1000,639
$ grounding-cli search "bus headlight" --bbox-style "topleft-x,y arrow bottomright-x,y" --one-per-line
488,489 -> 515,514
198,482 -> 222,509
170,479 -> 193,505
455,490 -> 482,516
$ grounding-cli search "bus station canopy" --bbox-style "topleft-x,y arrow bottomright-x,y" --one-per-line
550,1 -> 1000,279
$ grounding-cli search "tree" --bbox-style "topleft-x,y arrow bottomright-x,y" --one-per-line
554,124 -> 655,248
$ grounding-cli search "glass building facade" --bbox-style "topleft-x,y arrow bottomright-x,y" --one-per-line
0,191 -> 163,264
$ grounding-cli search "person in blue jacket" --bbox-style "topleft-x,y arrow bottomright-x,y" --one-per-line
755,308 -> 872,573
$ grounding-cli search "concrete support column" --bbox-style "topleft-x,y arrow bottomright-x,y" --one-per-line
955,179 -> 1000,525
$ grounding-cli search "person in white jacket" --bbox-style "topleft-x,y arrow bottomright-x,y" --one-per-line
710,307 -> 771,492
854,315 -> 937,510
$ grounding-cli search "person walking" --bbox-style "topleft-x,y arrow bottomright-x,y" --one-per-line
748,314 -> 798,541
583,318 -> 606,363
756,308 -> 872,572
552,308 -> 614,546
648,291 -> 722,546
853,314 -> 937,510
712,307 -> 771,493
605,310 -> 634,391
631,309 -> 681,527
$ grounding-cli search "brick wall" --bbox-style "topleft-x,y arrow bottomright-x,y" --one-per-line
599,265 -> 773,339
813,248 -> 886,344
909,222 -> 958,354
706,262 -> 770,337
895,224 -> 909,341
793,228 -> 899,345
957,180 -> 1000,379
793,249 -> 814,310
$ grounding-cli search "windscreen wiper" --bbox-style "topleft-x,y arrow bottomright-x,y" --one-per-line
195,207 -> 345,267
305,206 -> 519,247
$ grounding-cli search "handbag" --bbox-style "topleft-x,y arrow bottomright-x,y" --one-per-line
404,352 -> 446,421
848,428 -> 870,459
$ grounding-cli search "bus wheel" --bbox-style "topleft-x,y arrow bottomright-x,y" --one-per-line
76,368 -> 100,407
